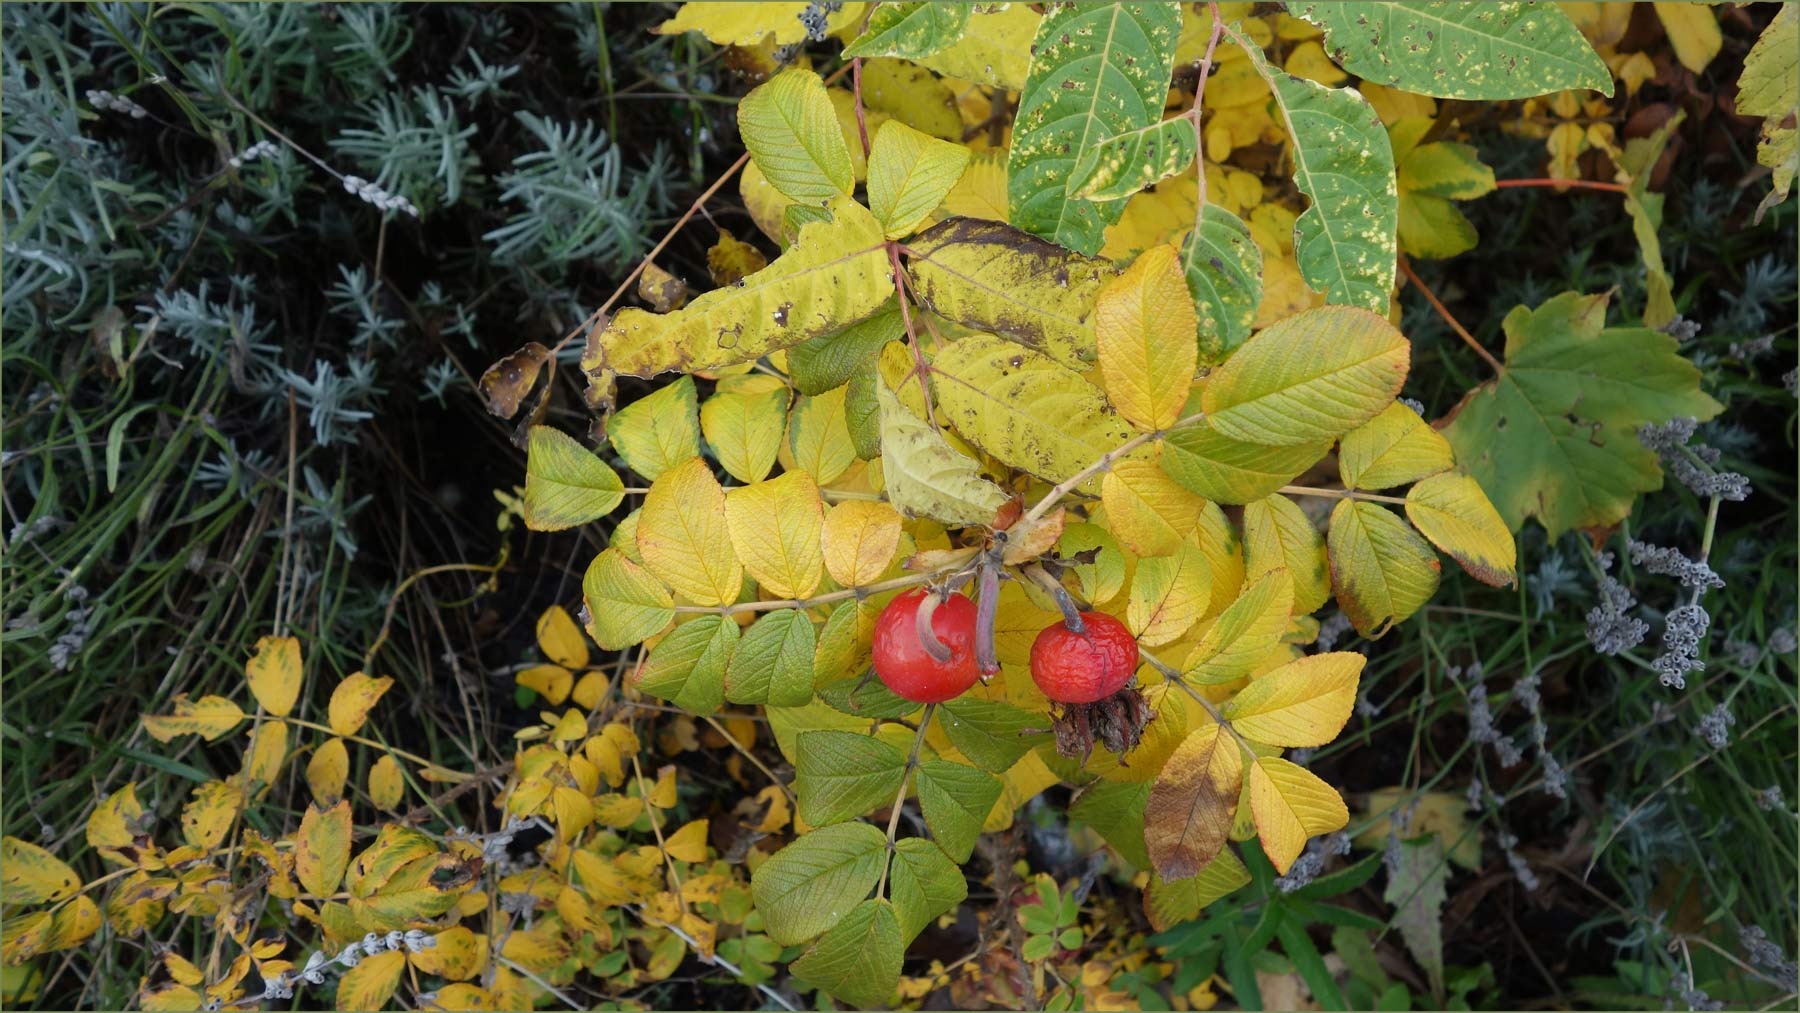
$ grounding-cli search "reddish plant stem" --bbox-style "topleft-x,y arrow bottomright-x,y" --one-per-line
889,241 -> 939,427
1189,2 -> 1225,237
1398,258 -> 1504,375
1495,177 -> 1628,194
851,57 -> 873,158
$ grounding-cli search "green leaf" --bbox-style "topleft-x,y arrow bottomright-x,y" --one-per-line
868,120 -> 973,239
724,609 -> 816,707
581,549 -> 675,651
888,838 -> 968,941
751,822 -> 888,946
789,898 -> 904,1009
846,363 -> 882,459
930,334 -> 1135,489
1199,305 -> 1409,447
1068,780 -> 1151,870
875,381 -> 1009,526
523,426 -> 626,531
1291,2 -> 1612,100
1067,117 -> 1198,203
1008,1 -> 1184,255
789,306 -> 903,397
818,674 -> 924,720
1738,5 -> 1796,218
1391,117 -> 1493,261
1238,41 -> 1397,312
1383,835 -> 1448,999
937,697 -> 1051,772
845,3 -> 972,61
905,217 -> 1118,371
738,68 -> 854,204
915,760 -> 1002,862
1439,292 -> 1722,537
1143,850 -> 1251,931
1327,500 -> 1439,639
1162,419 -> 1330,504
632,615 -> 736,715
1337,400 -> 1454,490
609,376 -> 700,482
912,4 -> 1039,90
794,730 -> 909,826
1179,205 -> 1264,363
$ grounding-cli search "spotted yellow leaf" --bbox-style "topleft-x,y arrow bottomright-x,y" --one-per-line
141,694 -> 245,743
1,837 -> 81,904
328,672 -> 394,737
296,801 -> 353,897
244,634 -> 302,717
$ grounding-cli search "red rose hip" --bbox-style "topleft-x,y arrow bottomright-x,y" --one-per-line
872,589 -> 982,703
1030,612 -> 1139,705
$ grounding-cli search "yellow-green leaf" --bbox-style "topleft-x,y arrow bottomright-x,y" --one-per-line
369,755 -> 404,811
822,499 -> 904,588
587,197 -> 890,380
867,120 -> 970,239
1248,756 -> 1350,874
1162,420 -> 1330,504
1094,244 -> 1197,433
244,635 -> 302,717
932,334 -> 1135,488
1338,401 -> 1453,490
141,694 -> 245,743
1144,720 -> 1243,880
1183,570 -> 1294,685
1127,540 -> 1212,647
583,548 -> 676,650
1,837 -> 81,904
296,801 -> 353,897
524,425 -> 626,530
1144,850 -> 1251,931
307,737 -> 350,805
1328,499 -> 1440,638
701,378 -> 789,484
633,615 -> 736,715
789,897 -> 904,1008
328,673 -> 394,737
1404,471 -> 1517,587
905,217 -> 1118,371
654,2 -> 864,45
1242,494 -> 1330,614
1201,305 -> 1410,446
912,3 -> 1037,90
738,68 -> 854,204
636,457 -> 742,607
1740,5 -> 1796,218
180,780 -> 244,851
337,949 -> 406,1012
787,386 -> 858,485
875,382 -> 1007,526
1101,458 -> 1206,558
725,471 -> 826,599
608,377 -> 700,483
1224,652 -> 1364,746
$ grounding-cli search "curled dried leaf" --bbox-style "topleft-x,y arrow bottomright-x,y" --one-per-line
479,342 -> 550,420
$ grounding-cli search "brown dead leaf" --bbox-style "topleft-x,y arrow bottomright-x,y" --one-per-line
479,342 -> 550,419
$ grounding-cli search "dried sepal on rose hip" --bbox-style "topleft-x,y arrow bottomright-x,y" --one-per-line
1030,604 -> 1154,765
872,587 -> 983,703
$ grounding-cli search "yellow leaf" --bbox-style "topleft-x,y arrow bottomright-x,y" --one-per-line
822,499 -> 904,588
0,836 -> 81,904
337,949 -> 406,1012
738,67 -> 854,204
1404,471 -> 1517,587
240,720 -> 289,793
583,548 -> 676,651
1200,306 -> 1409,447
1102,458 -> 1206,558
701,379 -> 789,484
1242,495 -> 1330,614
664,819 -> 711,863
787,386 -> 858,485
1359,82 -> 1437,125
654,2 -> 863,44
594,794 -> 645,828
914,3 -> 1037,89
868,120 -> 971,239
516,664 -> 573,706
328,673 -> 393,737
296,801 -> 353,897
1247,756 -> 1348,874
571,671 -> 608,711
307,737 -> 350,805
369,755 -> 404,811
41,894 -> 101,953
609,376 -> 701,483
648,765 -> 679,809
105,871 -> 173,937
1144,720 -> 1243,879
1127,541 -> 1212,647
984,750 -> 1062,832
1094,244 -> 1198,433
1328,500 -> 1440,638
1183,570 -> 1294,685
87,783 -> 148,864
141,694 -> 245,743
939,150 -> 1009,222
1223,653 -> 1364,746
1283,40 -> 1346,86
1337,402 -> 1453,490
426,982 -> 494,1011
548,709 -> 587,743
410,926 -> 486,982
535,604 -> 590,670
180,781 -> 244,851
1654,3 -> 1721,73
636,457 -> 743,607
553,785 -> 594,839
708,227 -> 769,286
244,635 -> 302,717
725,471 -> 826,599
1193,503 -> 1245,620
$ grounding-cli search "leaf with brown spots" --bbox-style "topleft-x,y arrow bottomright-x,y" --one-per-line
479,342 -> 549,419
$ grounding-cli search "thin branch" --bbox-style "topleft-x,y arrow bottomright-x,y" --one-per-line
1019,412 -> 1206,529
1278,484 -> 1409,507
1494,177 -> 1627,194
878,704 -> 936,898
1189,2 -> 1225,238
1398,258 -> 1504,374
672,570 -> 934,616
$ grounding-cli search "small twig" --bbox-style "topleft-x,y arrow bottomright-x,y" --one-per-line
1494,177 -> 1628,194
1398,258 -> 1504,374
1277,484 -> 1409,507
363,561 -> 504,670
888,242 -> 939,428
1018,412 -> 1206,529
672,571 -> 932,616
1188,2 -> 1225,238
878,704 -> 936,898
